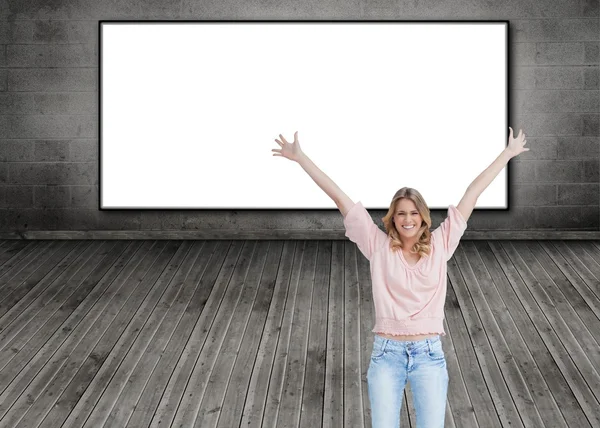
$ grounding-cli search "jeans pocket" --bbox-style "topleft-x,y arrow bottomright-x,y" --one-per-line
371,341 -> 388,361
428,340 -> 445,361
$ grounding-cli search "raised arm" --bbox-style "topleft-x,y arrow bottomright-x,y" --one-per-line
457,127 -> 529,222
272,131 -> 355,217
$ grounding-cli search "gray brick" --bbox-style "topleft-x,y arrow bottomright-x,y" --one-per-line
28,208 -> 100,230
512,67 -> 534,89
0,140 -> 33,161
0,45 -> 5,67
5,185 -> 33,207
140,211 -> 184,229
0,186 -> 4,206
0,69 -> 6,91
583,114 -> 599,135
33,92 -> 96,115
98,211 -> 141,230
582,0 -> 599,17
513,136 -> 557,160
468,206 -> 537,230
584,66 -> 599,89
34,20 -> 95,43
8,69 -> 96,92
535,43 -> 585,65
535,206 -> 597,230
0,92 -> 35,114
6,0 -> 180,20
8,163 -> 96,185
513,43 -> 536,66
557,136 -> 599,159
0,20 -> 34,43
534,66 -> 584,89
514,90 -> 598,112
0,162 -> 6,183
33,140 -> 70,161
0,115 -> 95,139
511,19 -> 599,43
7,43 -> 96,67
519,113 -> 585,136
71,185 -> 97,208
583,159 -> 599,182
34,185 -> 70,208
585,41 -> 599,64
557,183 -> 599,205
510,159 -> 536,182
70,140 -> 97,162
582,206 -> 599,228
535,160 -> 583,182
513,184 -> 557,206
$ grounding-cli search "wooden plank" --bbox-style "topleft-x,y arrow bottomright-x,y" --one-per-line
0,241 -> 87,325
36,240 -> 158,427
217,241 -> 288,428
85,241 -> 208,427
124,240 -> 229,428
166,240 -> 256,427
439,318 -> 457,428
66,241 -> 189,428
0,241 -> 70,320
343,241 -> 364,428
550,241 -> 600,302
146,240 -> 243,428
451,245 -> 525,427
2,241 -> 145,428
442,295 -> 478,427
511,242 -> 600,392
462,241 -> 551,427
0,241 -> 55,297
0,241 -> 131,425
261,241 -> 305,427
322,241 -> 344,428
55,241 -> 180,428
494,241 -> 600,427
490,240 -> 594,427
182,240 -> 270,428
4,240 -> 163,427
238,241 -> 298,427
356,242 -> 376,428
531,241 -> 600,348
446,253 -> 503,427
297,241 -> 330,428
0,242 -> 100,375
274,240 -> 318,428
474,241 -> 575,427
192,241 -> 272,427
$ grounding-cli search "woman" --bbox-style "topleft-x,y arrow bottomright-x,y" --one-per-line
272,128 -> 529,427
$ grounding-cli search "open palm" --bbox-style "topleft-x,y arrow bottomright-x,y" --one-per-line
272,131 -> 304,162
507,127 -> 529,157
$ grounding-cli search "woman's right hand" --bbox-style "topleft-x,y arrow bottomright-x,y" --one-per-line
272,131 -> 304,163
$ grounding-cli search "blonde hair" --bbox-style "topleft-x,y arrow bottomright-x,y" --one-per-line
381,187 -> 432,257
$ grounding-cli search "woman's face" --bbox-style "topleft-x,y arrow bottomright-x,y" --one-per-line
394,198 -> 422,236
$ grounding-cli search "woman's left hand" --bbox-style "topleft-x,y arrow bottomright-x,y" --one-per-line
507,127 -> 529,157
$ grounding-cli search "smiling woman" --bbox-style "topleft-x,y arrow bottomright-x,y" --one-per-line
273,126 -> 530,428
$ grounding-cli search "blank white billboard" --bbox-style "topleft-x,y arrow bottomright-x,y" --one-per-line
100,21 -> 508,210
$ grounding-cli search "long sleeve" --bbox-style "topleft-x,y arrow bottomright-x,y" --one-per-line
432,204 -> 468,261
342,201 -> 388,261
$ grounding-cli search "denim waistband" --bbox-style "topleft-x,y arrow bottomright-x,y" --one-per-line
373,334 -> 441,352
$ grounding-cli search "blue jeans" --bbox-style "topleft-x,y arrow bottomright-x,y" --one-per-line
367,334 -> 449,428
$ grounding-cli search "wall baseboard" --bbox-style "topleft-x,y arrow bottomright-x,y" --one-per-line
1,230 -> 600,240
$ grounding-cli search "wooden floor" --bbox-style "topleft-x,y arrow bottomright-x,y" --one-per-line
0,239 -> 598,428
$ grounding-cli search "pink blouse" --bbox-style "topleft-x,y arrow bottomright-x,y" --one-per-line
342,202 -> 468,336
